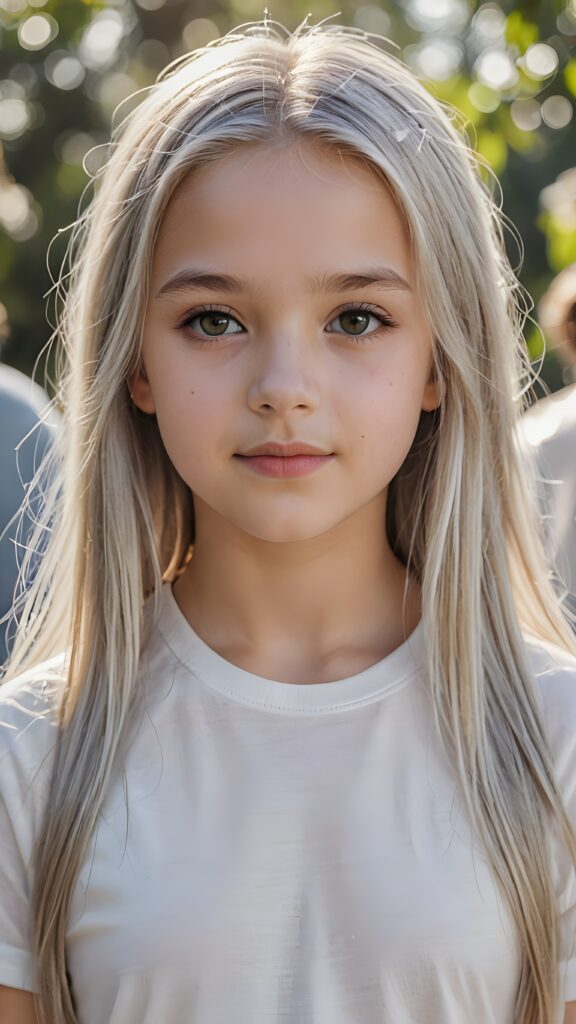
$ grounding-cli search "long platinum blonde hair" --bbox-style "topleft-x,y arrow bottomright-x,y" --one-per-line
5,18 -> 576,1024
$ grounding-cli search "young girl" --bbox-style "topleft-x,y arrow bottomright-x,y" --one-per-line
1,16 -> 576,1024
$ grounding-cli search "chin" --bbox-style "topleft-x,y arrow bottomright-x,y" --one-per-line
242,518 -> 335,545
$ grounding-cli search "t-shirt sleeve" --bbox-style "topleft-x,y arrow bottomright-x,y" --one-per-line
0,675 -> 59,992
554,708 -> 576,1002
0,777 -> 37,990
531,643 -> 576,1003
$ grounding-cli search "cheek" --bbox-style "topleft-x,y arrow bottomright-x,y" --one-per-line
144,341 -> 219,429
352,369 -> 427,472
357,366 -> 425,430
154,413 -> 208,490
155,392 -> 213,466
150,364 -> 240,491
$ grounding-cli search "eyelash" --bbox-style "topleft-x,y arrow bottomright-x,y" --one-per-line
176,302 -> 399,346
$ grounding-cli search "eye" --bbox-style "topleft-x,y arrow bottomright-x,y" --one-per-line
327,303 -> 398,340
177,305 -> 244,342
176,301 -> 398,345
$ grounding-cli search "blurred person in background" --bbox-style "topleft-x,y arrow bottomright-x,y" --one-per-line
519,264 -> 576,626
0,304 -> 60,666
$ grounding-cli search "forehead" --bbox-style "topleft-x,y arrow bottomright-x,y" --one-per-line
189,139 -> 384,198
151,140 -> 412,286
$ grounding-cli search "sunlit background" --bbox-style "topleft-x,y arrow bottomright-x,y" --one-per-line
0,0 -> 575,390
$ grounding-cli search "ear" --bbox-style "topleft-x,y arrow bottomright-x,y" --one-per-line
128,362 -> 155,414
421,363 -> 442,413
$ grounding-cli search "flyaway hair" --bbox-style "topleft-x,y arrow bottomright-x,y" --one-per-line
4,17 -> 576,1024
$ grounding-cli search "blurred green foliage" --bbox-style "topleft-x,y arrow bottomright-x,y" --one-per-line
0,0 -> 575,392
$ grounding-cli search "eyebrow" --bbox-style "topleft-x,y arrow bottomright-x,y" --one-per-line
155,264 -> 412,299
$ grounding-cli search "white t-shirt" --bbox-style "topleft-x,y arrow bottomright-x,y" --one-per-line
1,582 -> 576,1024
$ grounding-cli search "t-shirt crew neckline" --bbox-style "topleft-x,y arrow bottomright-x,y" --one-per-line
156,581 -> 426,715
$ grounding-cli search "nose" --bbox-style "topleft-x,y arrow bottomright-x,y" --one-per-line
246,332 -> 320,416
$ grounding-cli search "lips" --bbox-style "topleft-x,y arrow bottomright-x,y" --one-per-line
234,446 -> 335,479
237,442 -> 333,457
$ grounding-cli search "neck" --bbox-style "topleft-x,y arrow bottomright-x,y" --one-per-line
172,494 -> 421,683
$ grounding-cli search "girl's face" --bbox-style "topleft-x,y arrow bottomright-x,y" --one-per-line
133,140 -> 439,544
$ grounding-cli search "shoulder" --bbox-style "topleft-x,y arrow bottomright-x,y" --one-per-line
0,365 -> 56,424
523,633 -> 576,714
0,655 -> 65,796
522,635 -> 576,931
522,634 -> 576,779
518,386 -> 576,456
0,366 -> 60,481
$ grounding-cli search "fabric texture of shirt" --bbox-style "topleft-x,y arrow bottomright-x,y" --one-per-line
1,582 -> 576,1023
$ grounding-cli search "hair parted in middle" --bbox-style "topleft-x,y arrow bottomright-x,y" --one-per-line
7,17 -> 576,1024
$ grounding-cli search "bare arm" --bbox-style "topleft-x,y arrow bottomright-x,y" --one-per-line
564,1000 -> 576,1024
0,986 -> 39,1024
